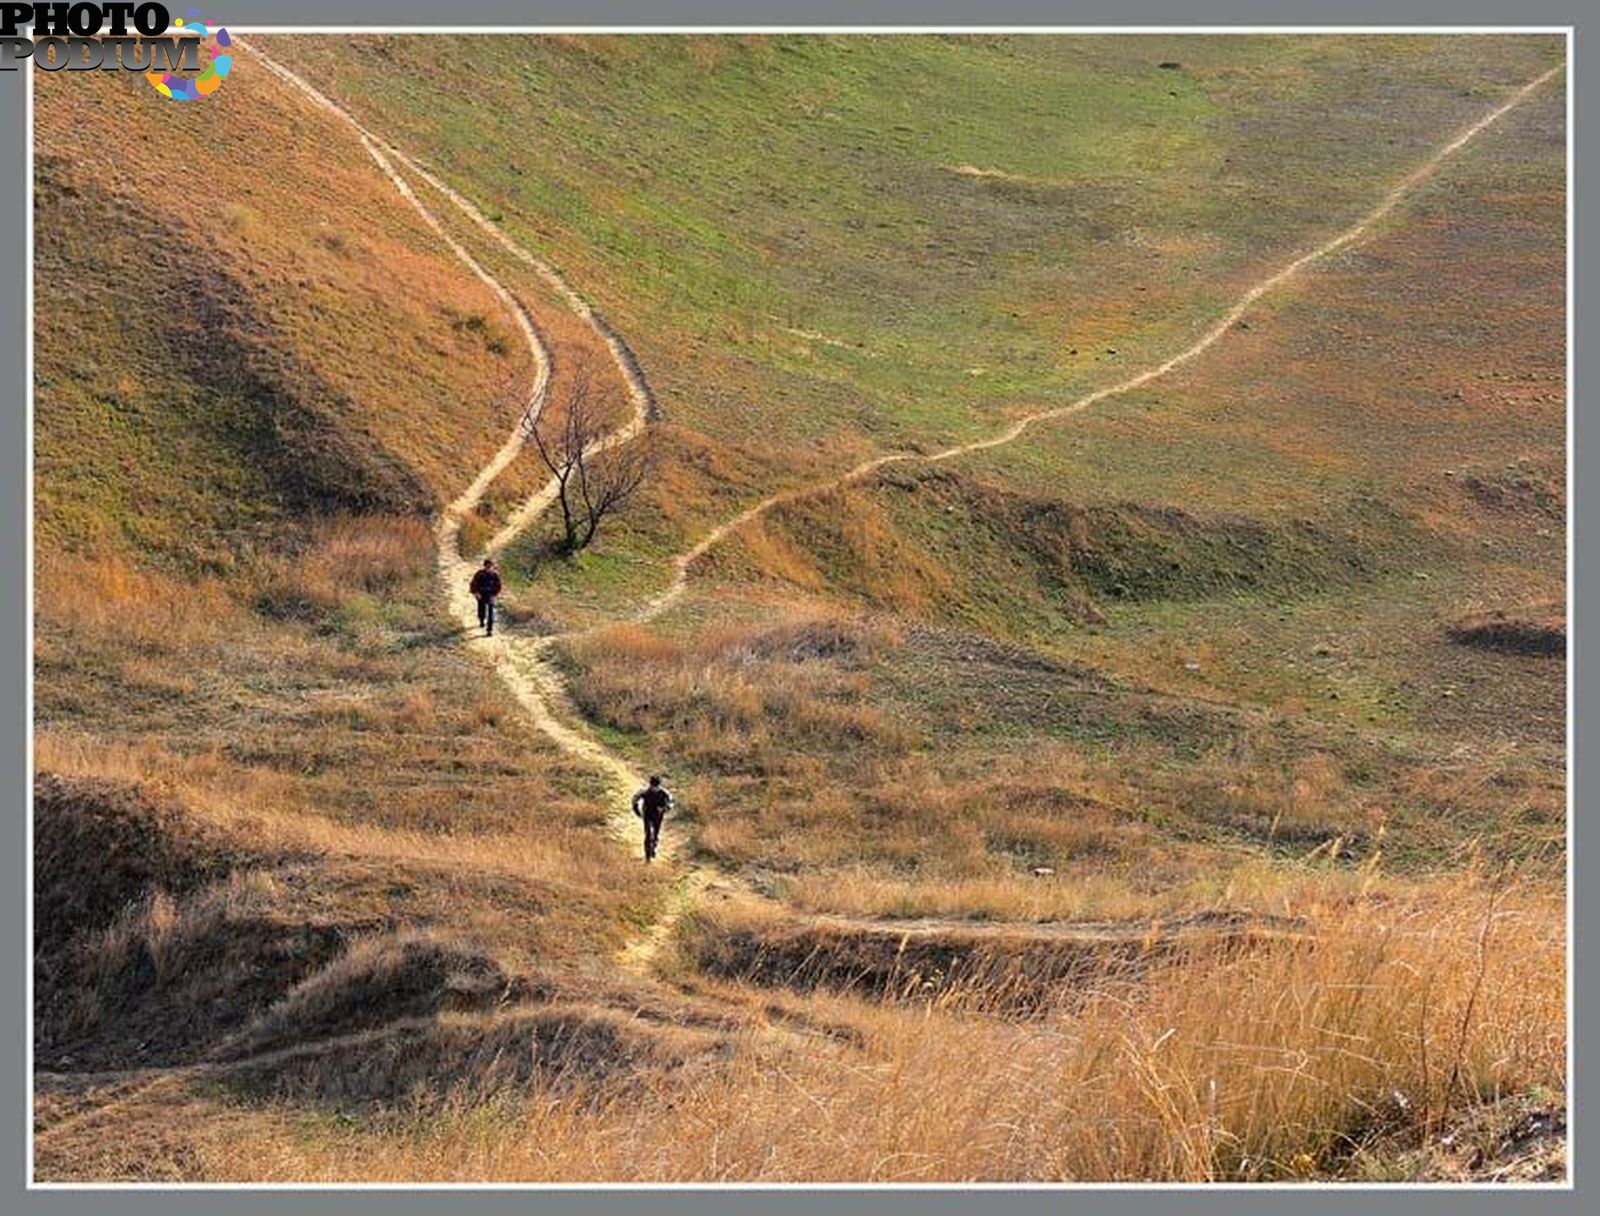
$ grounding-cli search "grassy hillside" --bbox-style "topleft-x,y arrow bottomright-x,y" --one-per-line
274,35 -> 1562,510
33,65 -> 557,568
33,34 -> 1565,1183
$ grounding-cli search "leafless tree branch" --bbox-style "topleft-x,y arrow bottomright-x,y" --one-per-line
526,365 -> 651,554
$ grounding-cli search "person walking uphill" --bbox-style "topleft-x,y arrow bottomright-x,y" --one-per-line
469,557 -> 502,637
631,774 -> 673,862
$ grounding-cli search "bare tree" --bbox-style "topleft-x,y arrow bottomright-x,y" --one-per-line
526,366 -> 650,554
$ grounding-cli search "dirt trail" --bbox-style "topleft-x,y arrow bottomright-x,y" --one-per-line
240,46 -> 1560,975
365,139 -> 659,556
246,43 -> 652,569
799,908 -> 1307,942
627,62 -> 1564,629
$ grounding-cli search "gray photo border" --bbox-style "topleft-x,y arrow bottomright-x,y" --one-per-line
2,2 -> 1590,1213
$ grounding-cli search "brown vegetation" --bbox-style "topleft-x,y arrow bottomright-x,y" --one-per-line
38,871 -> 1553,1183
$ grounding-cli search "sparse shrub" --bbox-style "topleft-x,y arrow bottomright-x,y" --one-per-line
527,365 -> 651,555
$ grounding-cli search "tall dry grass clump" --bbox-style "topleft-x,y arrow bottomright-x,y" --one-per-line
35,515 -> 431,647
35,552 -> 240,649
190,872 -> 1563,1183
254,515 -> 433,621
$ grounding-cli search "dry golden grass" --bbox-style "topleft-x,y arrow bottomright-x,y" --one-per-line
32,40 -> 1566,1185
35,551 -> 243,650
34,509 -> 632,841
456,512 -> 494,560
560,610 -> 919,771
162,872 -> 1561,1183
776,856 -> 1392,924
253,516 -> 433,621
36,515 -> 430,648
55,872 -> 284,1047
34,65 -> 552,551
33,732 -> 641,900
559,593 -> 1560,919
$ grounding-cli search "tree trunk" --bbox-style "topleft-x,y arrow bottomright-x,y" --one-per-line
556,473 -> 578,552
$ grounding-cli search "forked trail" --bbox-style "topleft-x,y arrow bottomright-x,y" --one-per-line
243,42 -> 1561,970
244,41 -> 702,947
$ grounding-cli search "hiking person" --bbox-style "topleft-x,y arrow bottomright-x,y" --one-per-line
631,774 -> 673,862
468,557 -> 502,637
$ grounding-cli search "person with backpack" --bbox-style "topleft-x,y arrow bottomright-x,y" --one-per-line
468,557 -> 502,636
631,774 -> 673,862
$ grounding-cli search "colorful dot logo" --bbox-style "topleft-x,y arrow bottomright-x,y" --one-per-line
146,9 -> 232,100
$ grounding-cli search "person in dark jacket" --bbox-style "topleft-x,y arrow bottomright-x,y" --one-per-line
468,557 -> 502,636
631,774 -> 673,862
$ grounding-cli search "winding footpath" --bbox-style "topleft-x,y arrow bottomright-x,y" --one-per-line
243,41 -> 702,935
242,43 -> 1561,969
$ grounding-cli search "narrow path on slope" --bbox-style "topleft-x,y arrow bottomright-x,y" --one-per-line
472,58 -> 1560,963
623,62 -> 1564,628
32,1017 -> 454,1147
